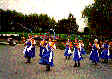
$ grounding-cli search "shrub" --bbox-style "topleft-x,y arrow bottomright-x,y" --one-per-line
56,42 -> 65,50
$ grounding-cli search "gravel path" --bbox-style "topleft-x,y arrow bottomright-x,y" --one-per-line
0,44 -> 112,79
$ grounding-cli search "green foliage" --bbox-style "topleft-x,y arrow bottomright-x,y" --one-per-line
82,0 -> 112,33
57,42 -> 65,50
0,9 -> 57,33
0,9 -> 79,35
57,13 -> 79,34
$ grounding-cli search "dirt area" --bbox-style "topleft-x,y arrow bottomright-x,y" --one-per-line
0,44 -> 112,79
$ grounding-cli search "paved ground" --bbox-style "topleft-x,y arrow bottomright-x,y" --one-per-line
0,44 -> 112,79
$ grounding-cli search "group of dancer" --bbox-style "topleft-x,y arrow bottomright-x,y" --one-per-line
90,39 -> 112,64
64,38 -> 112,66
39,38 -> 56,71
23,34 -> 112,71
23,34 -> 56,71
64,38 -> 86,67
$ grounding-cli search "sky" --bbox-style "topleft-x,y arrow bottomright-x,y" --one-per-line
0,0 -> 94,32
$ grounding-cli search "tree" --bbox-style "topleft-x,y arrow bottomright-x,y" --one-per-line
57,13 -> 79,34
0,9 -> 57,33
0,9 -> 78,34
84,27 -> 90,34
82,0 -> 112,33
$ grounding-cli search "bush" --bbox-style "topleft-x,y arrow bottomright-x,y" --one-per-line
56,42 -> 65,50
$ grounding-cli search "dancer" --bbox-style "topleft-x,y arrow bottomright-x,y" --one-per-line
99,40 -> 103,58
39,39 -> 46,58
79,40 -> 86,55
39,40 -> 48,65
23,34 -> 36,64
39,38 -> 56,71
46,38 -> 56,71
109,40 -> 112,60
73,38 -> 83,67
90,39 -> 100,65
100,40 -> 110,63
64,39 -> 72,60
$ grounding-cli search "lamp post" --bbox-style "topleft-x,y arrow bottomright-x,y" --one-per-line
49,28 -> 55,40
49,24 -> 56,40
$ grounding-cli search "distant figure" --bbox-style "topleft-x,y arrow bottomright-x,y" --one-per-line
39,39 -> 46,58
73,38 -> 83,67
109,40 -> 112,60
22,36 -> 26,44
23,34 -> 36,64
79,40 -> 86,55
100,40 -> 110,63
88,42 -> 92,54
90,39 -> 100,65
99,40 -> 103,57
64,39 -> 72,60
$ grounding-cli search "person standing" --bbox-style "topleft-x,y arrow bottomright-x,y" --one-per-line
39,40 -> 48,65
79,40 -> 86,55
39,39 -> 46,58
100,40 -> 110,63
73,38 -> 83,67
46,38 -> 56,71
109,40 -> 112,61
64,39 -> 72,60
39,38 -> 56,71
90,39 -> 100,65
23,34 -> 36,64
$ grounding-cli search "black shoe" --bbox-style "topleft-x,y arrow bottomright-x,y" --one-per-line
106,59 -> 108,63
95,62 -> 97,65
78,62 -> 80,67
46,69 -> 50,71
92,61 -> 94,63
25,59 -> 31,64
74,64 -> 77,67
46,65 -> 50,71
65,56 -> 67,60
104,59 -> 108,63
25,61 -> 30,64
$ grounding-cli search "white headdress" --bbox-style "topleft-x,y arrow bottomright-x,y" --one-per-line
94,39 -> 98,42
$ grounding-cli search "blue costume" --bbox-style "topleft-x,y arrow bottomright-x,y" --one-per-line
23,40 -> 35,58
23,38 -> 36,63
100,43 -> 110,59
73,42 -> 83,67
45,46 -> 54,67
39,46 -> 44,57
73,45 -> 83,61
80,47 -> 86,55
109,45 -> 112,59
90,44 -> 99,63
64,45 -> 72,57
39,43 -> 55,67
39,46 -> 48,65
39,40 -> 47,57
80,43 -> 86,55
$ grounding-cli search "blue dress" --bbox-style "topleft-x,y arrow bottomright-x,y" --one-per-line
39,47 -> 48,65
47,46 -> 54,67
23,41 -> 35,58
80,47 -> 86,55
39,46 -> 54,67
73,45 -> 83,61
64,45 -> 72,56
39,46 -> 44,57
90,44 -> 99,63
109,45 -> 112,59
100,44 -> 109,59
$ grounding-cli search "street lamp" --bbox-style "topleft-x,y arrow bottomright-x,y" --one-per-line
49,28 -> 55,40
